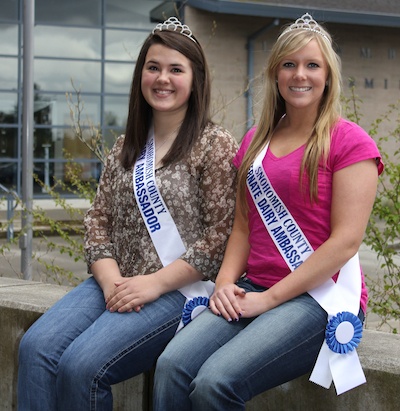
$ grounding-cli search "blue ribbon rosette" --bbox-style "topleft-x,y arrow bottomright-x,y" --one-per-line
325,311 -> 363,354
181,296 -> 209,326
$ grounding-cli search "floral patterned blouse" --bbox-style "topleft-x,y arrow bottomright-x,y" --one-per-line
84,123 -> 238,280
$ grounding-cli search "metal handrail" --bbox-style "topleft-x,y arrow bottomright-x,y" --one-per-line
0,183 -> 19,241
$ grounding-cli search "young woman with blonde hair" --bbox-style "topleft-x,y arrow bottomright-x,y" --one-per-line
154,13 -> 383,410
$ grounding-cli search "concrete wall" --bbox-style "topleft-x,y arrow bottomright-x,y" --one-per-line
186,7 -> 400,144
1,277 -> 399,410
0,277 -> 148,411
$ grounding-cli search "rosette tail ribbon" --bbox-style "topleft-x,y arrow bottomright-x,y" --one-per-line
310,310 -> 365,394
308,255 -> 366,395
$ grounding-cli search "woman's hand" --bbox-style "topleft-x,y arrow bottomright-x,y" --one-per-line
209,282 -> 246,321
210,282 -> 271,321
236,291 -> 270,318
105,274 -> 163,313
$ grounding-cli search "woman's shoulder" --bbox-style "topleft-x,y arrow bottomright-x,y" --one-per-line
189,122 -> 238,168
332,118 -> 371,140
329,118 -> 383,173
107,135 -> 125,155
201,122 -> 237,141
331,118 -> 380,151
239,126 -> 257,149
197,122 -> 239,151
233,126 -> 258,163
101,135 -> 125,168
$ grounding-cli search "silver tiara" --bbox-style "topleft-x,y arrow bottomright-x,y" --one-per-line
279,13 -> 330,42
152,17 -> 197,43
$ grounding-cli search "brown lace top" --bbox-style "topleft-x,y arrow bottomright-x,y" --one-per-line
84,123 -> 238,280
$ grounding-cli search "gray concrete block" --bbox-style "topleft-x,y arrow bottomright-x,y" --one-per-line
1,277 -> 399,411
0,277 -> 148,411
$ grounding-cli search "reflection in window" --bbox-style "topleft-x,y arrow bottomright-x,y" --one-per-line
0,57 -> 18,90
36,0 -> 101,26
29,126 -> 102,193
104,95 -> 129,128
1,0 -> 167,198
0,93 -> 18,124
33,159 -> 101,195
33,91 -> 101,127
0,127 -> 18,189
35,59 -> 101,92
1,0 -> 18,21
35,26 -> 101,59
0,160 -> 18,189
34,126 -> 97,159
106,0 -> 163,29
0,126 -> 17,158
0,24 -> 18,55
103,128 -> 122,152
59,128 -> 98,159
105,30 -> 149,61
104,62 -> 133,94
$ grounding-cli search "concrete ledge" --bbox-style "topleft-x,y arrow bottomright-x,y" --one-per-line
247,329 -> 400,411
0,277 -> 148,411
1,277 -> 399,411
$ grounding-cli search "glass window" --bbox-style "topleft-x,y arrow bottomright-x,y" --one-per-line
106,0 -> 163,29
35,26 -> 101,59
0,57 -> 18,90
32,92 -> 101,127
34,59 -> 101,93
0,24 -> 18,55
0,93 -> 18,124
105,29 -> 149,61
61,127 -> 100,160
32,125 -> 101,165
1,0 -> 18,21
51,160 -> 102,192
0,127 -> 18,190
0,160 -> 18,189
104,95 -> 129,128
103,127 -> 123,153
36,0 -> 101,27
0,126 -> 18,158
104,62 -> 133,94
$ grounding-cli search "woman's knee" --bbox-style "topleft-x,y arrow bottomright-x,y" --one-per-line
190,368 -> 235,407
57,346 -> 96,388
155,347 -> 181,381
19,324 -> 50,361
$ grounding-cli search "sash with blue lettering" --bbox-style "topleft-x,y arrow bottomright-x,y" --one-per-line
247,142 -> 366,395
133,129 -> 214,332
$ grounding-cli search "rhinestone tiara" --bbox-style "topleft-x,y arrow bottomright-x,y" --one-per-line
152,17 -> 197,43
279,13 -> 330,42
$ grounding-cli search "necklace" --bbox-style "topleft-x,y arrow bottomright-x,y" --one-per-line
155,131 -> 178,168
155,134 -> 174,153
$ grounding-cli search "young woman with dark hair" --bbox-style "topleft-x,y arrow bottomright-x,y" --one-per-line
17,17 -> 238,411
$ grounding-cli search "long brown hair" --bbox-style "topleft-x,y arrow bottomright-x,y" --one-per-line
120,29 -> 212,169
238,23 -> 342,209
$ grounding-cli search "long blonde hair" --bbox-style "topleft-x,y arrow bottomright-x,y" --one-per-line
238,23 -> 342,209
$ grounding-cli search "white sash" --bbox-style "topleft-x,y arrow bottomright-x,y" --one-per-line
133,130 -> 214,332
247,142 -> 366,395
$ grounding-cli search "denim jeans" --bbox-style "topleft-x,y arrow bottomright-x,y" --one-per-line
153,278 -> 329,411
17,276 -> 186,411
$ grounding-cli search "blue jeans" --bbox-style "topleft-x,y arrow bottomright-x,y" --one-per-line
17,276 -> 186,411
153,278 -> 329,411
